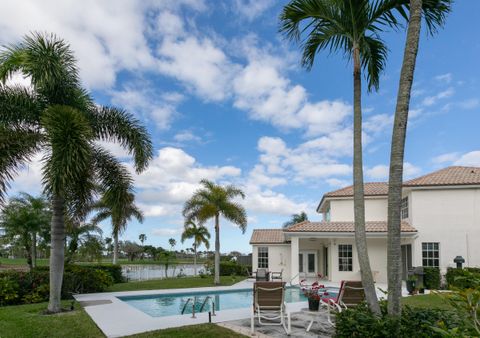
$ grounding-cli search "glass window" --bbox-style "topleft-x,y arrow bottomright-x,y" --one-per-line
258,247 -> 268,268
299,253 -> 304,273
401,197 -> 409,219
338,244 -> 353,271
308,253 -> 315,273
422,242 -> 439,267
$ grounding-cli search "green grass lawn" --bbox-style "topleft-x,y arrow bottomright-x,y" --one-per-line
108,275 -> 247,292
0,301 -> 245,338
401,293 -> 452,310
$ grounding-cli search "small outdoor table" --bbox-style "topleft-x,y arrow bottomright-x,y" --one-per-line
301,305 -> 330,332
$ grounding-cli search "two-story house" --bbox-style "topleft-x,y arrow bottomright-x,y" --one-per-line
250,166 -> 480,284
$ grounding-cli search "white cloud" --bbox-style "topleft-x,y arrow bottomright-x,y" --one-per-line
454,151 -> 480,167
234,0 -> 275,21
366,162 -> 421,180
110,87 -> 183,129
157,36 -> 237,101
152,227 -> 182,236
363,114 -> 393,134
173,130 -> 202,143
459,98 -> 480,109
9,153 -> 44,196
326,178 -> 351,188
434,73 -> 452,84
243,187 -> 308,216
366,165 -> 389,180
422,87 -> 455,106
128,147 -> 242,217
432,152 -> 460,164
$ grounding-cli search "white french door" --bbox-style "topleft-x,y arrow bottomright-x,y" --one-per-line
299,251 -> 317,278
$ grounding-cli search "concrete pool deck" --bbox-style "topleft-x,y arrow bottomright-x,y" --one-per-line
74,279 -> 407,337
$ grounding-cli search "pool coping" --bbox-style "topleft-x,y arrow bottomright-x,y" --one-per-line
74,279 -> 307,337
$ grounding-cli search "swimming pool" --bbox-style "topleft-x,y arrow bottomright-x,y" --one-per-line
118,287 -> 339,317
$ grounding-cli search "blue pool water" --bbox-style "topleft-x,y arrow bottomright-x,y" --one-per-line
118,287 -> 339,317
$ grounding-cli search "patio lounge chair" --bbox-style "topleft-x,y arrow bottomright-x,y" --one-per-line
251,281 -> 291,335
270,269 -> 283,281
320,280 -> 365,326
255,268 -> 270,281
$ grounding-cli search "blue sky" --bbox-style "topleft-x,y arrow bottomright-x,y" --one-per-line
1,1 -> 479,253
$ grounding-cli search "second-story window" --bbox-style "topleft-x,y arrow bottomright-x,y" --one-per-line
401,197 -> 409,219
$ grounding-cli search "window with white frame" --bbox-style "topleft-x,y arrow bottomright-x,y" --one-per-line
338,244 -> 353,271
422,242 -> 439,267
258,247 -> 269,268
401,197 -> 409,219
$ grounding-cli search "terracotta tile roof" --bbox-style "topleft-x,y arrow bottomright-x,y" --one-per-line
284,221 -> 416,233
324,182 -> 388,197
404,166 -> 480,187
250,229 -> 286,244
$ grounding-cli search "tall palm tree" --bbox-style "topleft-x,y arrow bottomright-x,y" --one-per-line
283,211 -> 308,228
181,220 -> 210,275
168,238 -> 176,251
0,33 -> 152,312
90,192 -> 144,265
280,0 -> 407,314
183,179 -> 247,285
386,0 -> 451,316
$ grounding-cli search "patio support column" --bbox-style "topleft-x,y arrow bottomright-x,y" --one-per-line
291,237 -> 299,284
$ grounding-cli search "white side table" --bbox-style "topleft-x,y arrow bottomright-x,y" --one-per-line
301,305 -> 330,332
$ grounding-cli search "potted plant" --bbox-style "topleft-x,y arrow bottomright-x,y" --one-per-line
301,286 -> 322,311
406,275 -> 417,295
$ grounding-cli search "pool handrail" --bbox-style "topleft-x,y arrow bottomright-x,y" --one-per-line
199,296 -> 216,316
181,298 -> 193,315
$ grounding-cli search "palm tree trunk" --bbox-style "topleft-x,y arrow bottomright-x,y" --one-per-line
31,231 -> 37,269
25,236 -> 33,270
48,195 -> 66,313
214,213 -> 220,285
352,45 -> 381,315
387,0 -> 422,317
193,243 -> 197,276
113,232 -> 119,265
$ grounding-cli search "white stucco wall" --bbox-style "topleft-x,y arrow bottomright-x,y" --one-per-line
328,237 -> 389,283
410,187 -> 480,271
252,245 -> 291,278
329,198 -> 388,222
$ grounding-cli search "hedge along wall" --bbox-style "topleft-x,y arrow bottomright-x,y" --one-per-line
446,267 -> 480,289
0,264 -> 122,306
423,267 -> 441,290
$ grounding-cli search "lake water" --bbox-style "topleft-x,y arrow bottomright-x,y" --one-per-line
121,264 -> 202,281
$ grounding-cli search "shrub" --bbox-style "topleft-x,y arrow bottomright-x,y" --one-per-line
77,264 -> 124,283
204,260 -> 248,276
335,302 -> 464,338
424,267 -> 441,290
446,268 -> 480,289
0,265 -> 115,306
0,276 -> 19,306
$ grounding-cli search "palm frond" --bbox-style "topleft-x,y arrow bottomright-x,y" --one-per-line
0,127 -> 42,202
0,86 -> 43,129
360,36 -> 388,91
221,202 -> 247,234
88,106 -> 153,173
41,105 -> 93,197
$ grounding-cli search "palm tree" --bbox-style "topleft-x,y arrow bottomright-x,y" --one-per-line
0,33 -> 152,312
386,0 -> 451,316
0,193 -> 50,269
139,233 -> 147,245
181,220 -> 210,275
65,221 -> 103,264
168,238 -> 176,251
283,211 -> 308,228
280,0 -> 407,314
90,192 -> 144,265
183,179 -> 247,285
